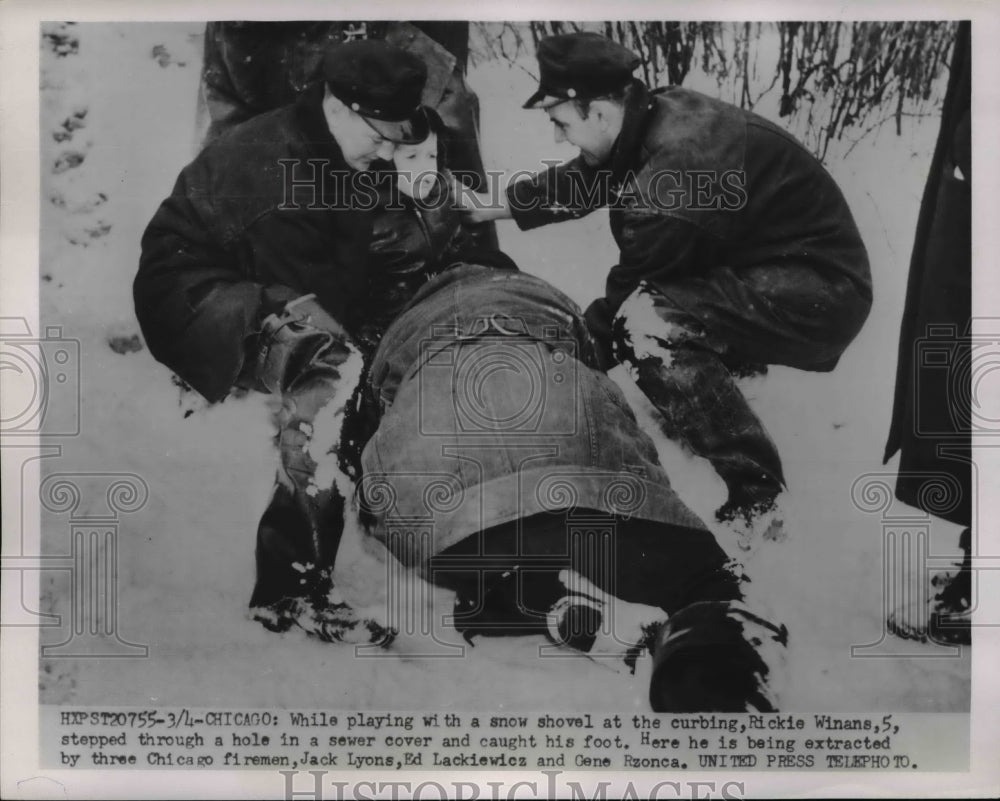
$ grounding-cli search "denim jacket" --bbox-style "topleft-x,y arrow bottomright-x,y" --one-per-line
359,265 -> 708,569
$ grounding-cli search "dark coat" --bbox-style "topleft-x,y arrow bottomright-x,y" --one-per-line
356,175 -> 470,353
508,81 -> 872,330
200,21 -> 348,139
883,22 -> 971,526
135,88 -> 388,402
360,266 -> 710,571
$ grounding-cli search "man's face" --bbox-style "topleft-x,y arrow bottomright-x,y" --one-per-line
547,101 -> 616,166
324,97 -> 398,171
393,132 -> 439,201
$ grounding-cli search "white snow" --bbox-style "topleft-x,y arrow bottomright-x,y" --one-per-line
36,22 -> 969,712
716,493 -> 790,554
612,282 -> 711,375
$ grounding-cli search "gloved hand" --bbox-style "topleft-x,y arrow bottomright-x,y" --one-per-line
252,294 -> 353,394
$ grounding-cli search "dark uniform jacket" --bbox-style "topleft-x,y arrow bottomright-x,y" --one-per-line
508,81 -> 873,317
360,265 -> 709,571
135,88 -> 388,402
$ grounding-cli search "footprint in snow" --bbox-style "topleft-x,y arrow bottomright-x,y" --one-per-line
52,151 -> 85,174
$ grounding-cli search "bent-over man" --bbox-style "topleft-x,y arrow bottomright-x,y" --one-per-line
135,40 -> 434,641
459,33 -> 873,547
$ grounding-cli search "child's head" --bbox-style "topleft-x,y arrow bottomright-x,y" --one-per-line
394,132 -> 439,201
393,107 -> 446,202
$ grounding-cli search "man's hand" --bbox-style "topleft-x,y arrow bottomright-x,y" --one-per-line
252,294 -> 353,394
450,175 -> 512,224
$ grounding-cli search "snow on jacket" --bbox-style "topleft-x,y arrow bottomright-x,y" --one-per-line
135,87 -> 390,402
359,265 -> 709,570
508,80 -> 873,319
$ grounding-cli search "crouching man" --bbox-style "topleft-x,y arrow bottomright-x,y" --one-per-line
357,260 -> 788,712
458,33 -> 873,548
134,40 -> 432,644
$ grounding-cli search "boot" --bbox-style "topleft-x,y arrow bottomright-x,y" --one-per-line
930,528 -> 972,644
545,569 -> 668,673
888,528 -> 972,646
648,600 -> 788,712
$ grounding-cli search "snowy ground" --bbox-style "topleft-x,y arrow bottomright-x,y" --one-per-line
36,22 -> 969,712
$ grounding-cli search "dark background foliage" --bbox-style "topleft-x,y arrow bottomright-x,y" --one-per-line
474,21 -> 958,161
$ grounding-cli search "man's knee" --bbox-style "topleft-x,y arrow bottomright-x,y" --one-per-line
610,284 -> 705,366
819,282 -> 872,366
777,288 -> 871,373
742,267 -> 872,371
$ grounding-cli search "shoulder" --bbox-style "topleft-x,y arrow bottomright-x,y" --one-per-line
639,87 -> 748,174
741,109 -> 825,174
619,88 -> 747,232
191,105 -> 313,188
176,105 -> 324,236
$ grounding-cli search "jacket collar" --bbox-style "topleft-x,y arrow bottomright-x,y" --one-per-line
609,79 -> 654,184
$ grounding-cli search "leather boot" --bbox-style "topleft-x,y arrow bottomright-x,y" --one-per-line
928,527 -> 972,645
649,600 -> 789,712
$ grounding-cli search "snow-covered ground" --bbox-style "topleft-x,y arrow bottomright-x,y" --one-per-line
37,22 -> 969,711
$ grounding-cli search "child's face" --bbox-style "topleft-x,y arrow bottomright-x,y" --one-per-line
393,132 -> 439,201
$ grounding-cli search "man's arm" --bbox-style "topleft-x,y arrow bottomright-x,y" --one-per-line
134,173 -> 302,403
505,155 -> 613,230
453,155 -> 613,228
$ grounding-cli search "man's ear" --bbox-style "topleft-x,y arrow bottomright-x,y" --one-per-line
597,106 -> 610,131
593,100 -> 615,132
594,99 -> 625,135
